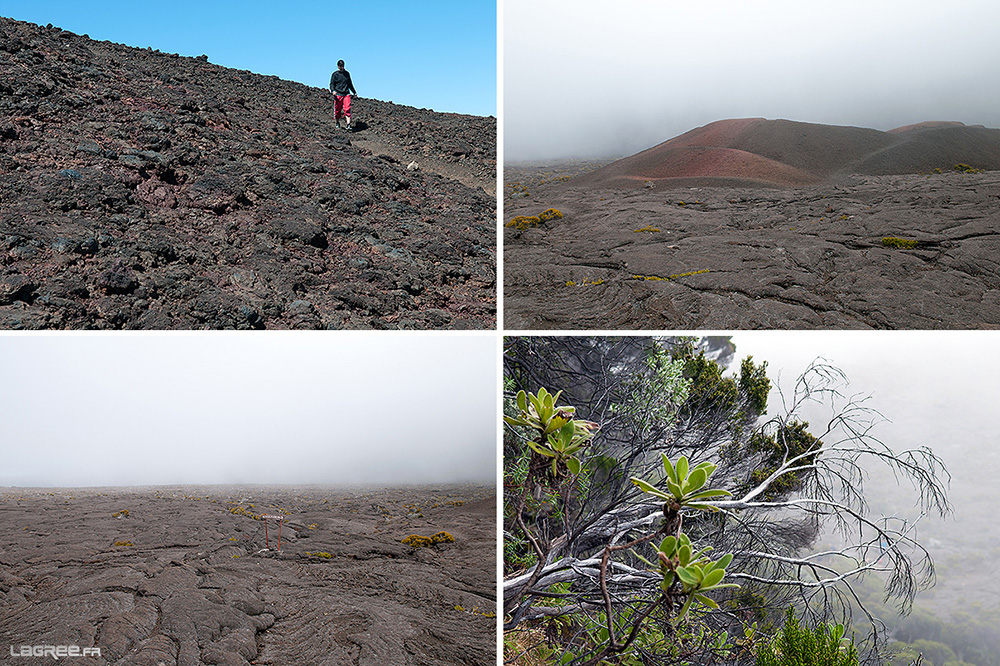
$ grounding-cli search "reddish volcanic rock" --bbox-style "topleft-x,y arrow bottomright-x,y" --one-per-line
887,121 -> 969,134
581,145 -> 818,187
575,117 -> 1000,189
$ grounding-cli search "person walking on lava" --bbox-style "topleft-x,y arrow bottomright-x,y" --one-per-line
329,59 -> 358,131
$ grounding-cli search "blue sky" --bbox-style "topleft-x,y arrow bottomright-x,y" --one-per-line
1,0 -> 496,116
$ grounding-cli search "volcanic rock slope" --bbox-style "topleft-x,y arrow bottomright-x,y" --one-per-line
0,17 -> 496,329
0,486 -> 497,665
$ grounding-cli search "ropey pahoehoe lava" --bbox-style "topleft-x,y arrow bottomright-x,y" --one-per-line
504,117 -> 1000,330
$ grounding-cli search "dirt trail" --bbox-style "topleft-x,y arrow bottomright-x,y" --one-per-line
354,134 -> 495,196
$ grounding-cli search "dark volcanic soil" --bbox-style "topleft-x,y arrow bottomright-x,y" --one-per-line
0,17 -> 496,329
504,165 -> 1000,329
0,485 -> 496,665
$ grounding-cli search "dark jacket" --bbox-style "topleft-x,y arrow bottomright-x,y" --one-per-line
329,69 -> 357,96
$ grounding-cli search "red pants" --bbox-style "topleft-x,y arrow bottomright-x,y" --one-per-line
334,94 -> 352,121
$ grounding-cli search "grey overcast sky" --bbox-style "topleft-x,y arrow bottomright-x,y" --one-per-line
0,334 -> 496,488
729,330 -> 1000,508
504,0 -> 1000,161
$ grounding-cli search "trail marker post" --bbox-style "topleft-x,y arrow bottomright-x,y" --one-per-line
261,514 -> 285,551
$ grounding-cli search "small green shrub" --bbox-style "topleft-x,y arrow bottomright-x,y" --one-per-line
953,163 -> 982,173
755,608 -> 858,666
306,551 -> 334,558
431,531 -> 455,544
538,208 -> 563,222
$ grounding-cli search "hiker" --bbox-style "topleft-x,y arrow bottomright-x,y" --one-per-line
329,59 -> 358,130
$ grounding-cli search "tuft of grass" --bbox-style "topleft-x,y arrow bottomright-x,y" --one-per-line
228,505 -> 262,520
402,535 -> 435,548
507,208 -> 564,230
505,215 -> 541,231
881,237 -> 918,249
402,532 -> 456,548
454,604 -> 497,618
633,225 -> 661,233
631,269 -> 711,281
953,163 -> 982,173
113,540 -> 133,547
306,551 -> 334,559
112,509 -> 129,519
